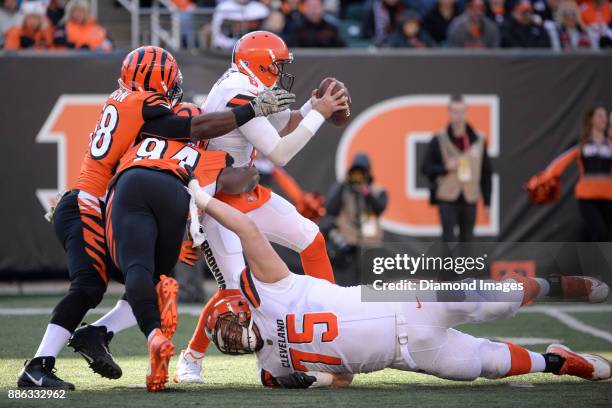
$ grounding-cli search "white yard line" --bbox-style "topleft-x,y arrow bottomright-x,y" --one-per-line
0,306 -> 205,316
539,309 -> 612,343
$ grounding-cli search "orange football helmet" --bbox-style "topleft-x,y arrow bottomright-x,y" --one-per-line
204,294 -> 262,355
119,45 -> 183,105
232,31 -> 294,91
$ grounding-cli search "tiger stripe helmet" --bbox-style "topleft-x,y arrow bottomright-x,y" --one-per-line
119,45 -> 183,105
232,31 -> 294,91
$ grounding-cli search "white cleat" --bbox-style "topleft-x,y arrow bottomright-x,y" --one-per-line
546,344 -> 612,381
173,350 -> 204,384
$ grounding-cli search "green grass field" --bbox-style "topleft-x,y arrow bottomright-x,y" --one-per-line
0,295 -> 611,407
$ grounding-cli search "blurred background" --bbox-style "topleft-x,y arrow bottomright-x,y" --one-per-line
1,0 -> 611,297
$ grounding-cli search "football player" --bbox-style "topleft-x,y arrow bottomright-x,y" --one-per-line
185,173 -> 612,389
174,30 -> 348,383
17,46 -> 292,390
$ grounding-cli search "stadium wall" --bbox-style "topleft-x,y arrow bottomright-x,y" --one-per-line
1,50 -> 611,277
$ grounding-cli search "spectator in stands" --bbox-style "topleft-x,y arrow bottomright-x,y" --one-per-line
170,0 -> 197,49
211,0 -> 269,50
385,9 -> 433,47
422,95 -> 492,242
423,0 -> 460,45
362,0 -> 405,46
500,0 -> 551,47
47,0 -> 68,27
486,0 -> 510,26
262,10 -> 287,37
3,1 -> 53,50
323,153 -> 388,286
548,1 -> 598,50
53,0 -> 112,51
0,0 -> 19,47
281,0 -> 303,34
447,0 -> 500,47
580,0 -> 612,47
286,0 -> 345,47
534,0 -> 561,23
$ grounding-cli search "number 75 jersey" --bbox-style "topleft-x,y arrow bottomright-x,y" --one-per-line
241,269 -> 399,377
74,88 -> 191,198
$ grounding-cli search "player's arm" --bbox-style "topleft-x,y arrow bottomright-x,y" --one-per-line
262,370 -> 353,389
185,168 -> 289,283
240,82 -> 348,167
216,166 -> 260,195
141,90 -> 295,142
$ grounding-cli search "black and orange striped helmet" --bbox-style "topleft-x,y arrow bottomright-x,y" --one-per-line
119,45 -> 183,104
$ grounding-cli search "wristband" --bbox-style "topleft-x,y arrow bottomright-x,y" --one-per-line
308,371 -> 333,388
233,103 -> 255,127
299,99 -> 312,118
300,110 -> 325,135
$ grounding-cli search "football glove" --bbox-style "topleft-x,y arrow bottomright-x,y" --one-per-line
275,372 -> 317,389
179,240 -> 198,266
251,89 -> 296,117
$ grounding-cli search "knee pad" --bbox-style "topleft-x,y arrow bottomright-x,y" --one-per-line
478,340 -> 511,379
473,301 -> 519,322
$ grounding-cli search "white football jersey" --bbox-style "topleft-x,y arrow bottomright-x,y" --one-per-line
202,68 -> 290,167
238,270 -> 399,378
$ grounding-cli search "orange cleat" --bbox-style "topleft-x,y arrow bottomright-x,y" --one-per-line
546,344 -> 612,381
156,275 -> 179,339
146,328 -> 175,392
560,276 -> 610,303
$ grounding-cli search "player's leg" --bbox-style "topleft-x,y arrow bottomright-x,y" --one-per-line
248,192 -> 334,282
176,214 -> 247,383
109,169 -> 184,391
18,191 -> 108,390
437,201 -> 458,242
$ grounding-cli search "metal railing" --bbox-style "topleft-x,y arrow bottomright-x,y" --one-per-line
114,0 -> 214,50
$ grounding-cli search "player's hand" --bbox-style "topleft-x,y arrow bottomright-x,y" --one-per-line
179,240 -> 199,266
177,165 -> 196,183
275,372 -> 317,389
251,88 -> 296,117
311,81 -> 349,119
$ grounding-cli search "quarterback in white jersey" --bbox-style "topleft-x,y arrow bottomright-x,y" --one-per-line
186,174 -> 612,389
173,31 -> 348,383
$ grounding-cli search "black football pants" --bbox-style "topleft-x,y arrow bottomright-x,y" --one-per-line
106,168 -> 189,337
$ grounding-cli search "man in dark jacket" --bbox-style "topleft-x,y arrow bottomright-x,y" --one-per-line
501,0 -> 551,48
422,96 -> 492,242
385,10 -> 433,48
286,0 -> 346,47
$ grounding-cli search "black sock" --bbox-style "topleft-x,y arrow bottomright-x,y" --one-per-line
543,353 -> 565,373
546,275 -> 563,298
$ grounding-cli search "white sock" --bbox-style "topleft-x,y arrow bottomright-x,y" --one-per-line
91,299 -> 137,334
529,351 -> 546,373
184,347 -> 205,361
534,278 -> 551,299
34,324 -> 72,358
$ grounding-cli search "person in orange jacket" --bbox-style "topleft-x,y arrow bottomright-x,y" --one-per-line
53,0 -> 112,51
3,1 -> 53,50
527,105 -> 612,241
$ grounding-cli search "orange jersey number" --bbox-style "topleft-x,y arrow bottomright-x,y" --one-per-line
286,312 -> 342,371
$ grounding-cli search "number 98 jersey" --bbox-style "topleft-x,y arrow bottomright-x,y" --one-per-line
74,88 -> 191,198
240,269 -> 399,377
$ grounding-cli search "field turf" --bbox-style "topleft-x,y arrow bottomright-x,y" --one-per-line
0,294 -> 611,407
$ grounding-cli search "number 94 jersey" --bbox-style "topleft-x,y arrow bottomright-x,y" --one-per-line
240,269 -> 399,377
75,88 -> 191,198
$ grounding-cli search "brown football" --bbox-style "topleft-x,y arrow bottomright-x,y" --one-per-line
316,77 -> 351,128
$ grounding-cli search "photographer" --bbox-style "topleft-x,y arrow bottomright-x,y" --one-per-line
323,153 -> 388,285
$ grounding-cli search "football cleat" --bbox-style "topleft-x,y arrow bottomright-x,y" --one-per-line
560,276 -> 610,303
146,328 -> 174,392
546,344 -> 612,381
157,275 -> 179,339
173,350 -> 204,383
67,324 -> 122,379
17,357 -> 75,390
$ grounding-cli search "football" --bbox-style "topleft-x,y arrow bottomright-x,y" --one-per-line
316,77 -> 351,128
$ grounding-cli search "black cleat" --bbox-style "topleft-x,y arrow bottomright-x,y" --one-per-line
17,357 -> 75,390
67,324 -> 122,379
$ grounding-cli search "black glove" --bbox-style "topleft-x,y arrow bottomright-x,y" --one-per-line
275,372 -> 317,389
177,165 -> 196,184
